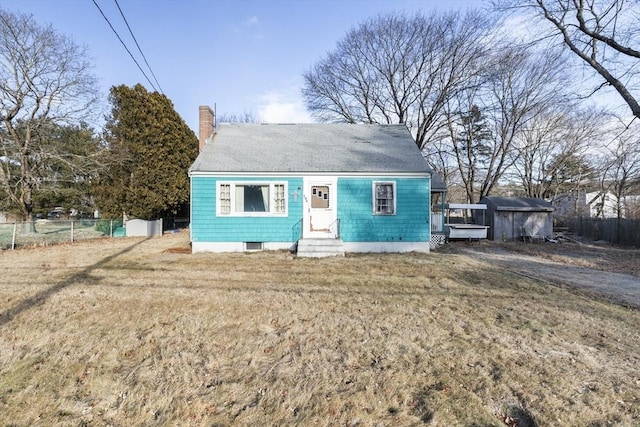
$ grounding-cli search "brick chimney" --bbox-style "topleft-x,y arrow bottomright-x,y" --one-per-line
198,105 -> 215,152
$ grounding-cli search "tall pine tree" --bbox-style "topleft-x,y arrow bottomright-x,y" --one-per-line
452,104 -> 492,203
94,84 -> 198,220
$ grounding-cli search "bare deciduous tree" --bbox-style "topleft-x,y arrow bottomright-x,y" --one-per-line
512,108 -> 604,199
0,11 -> 98,223
439,46 -> 571,202
600,124 -> 640,220
302,10 -> 495,149
494,0 -> 640,120
217,111 -> 262,123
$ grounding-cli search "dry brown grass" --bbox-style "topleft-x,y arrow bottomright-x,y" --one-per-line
441,237 -> 640,279
0,231 -> 638,426
513,239 -> 640,278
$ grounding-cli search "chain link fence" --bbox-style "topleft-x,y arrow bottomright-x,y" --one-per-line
0,219 -> 125,250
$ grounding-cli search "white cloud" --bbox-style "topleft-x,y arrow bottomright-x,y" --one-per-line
257,86 -> 314,123
243,16 -> 259,27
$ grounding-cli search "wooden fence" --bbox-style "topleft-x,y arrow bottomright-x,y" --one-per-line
571,217 -> 640,247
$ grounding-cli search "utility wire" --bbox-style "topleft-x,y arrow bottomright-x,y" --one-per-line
91,0 -> 159,92
113,0 -> 164,94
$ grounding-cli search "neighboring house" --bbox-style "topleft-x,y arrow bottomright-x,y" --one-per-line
189,107 -> 446,255
477,197 -> 554,241
553,191 -> 620,219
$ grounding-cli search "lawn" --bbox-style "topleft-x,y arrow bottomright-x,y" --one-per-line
0,232 -> 638,426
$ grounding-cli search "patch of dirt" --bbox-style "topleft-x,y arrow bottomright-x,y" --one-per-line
511,238 -> 640,278
439,236 -> 640,309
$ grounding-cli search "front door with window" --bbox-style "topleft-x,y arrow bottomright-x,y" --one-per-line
303,177 -> 337,238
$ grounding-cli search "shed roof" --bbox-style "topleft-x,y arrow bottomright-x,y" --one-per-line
190,123 -> 446,190
479,197 -> 554,212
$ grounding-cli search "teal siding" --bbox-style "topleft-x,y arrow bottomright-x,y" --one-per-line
191,176 -> 303,243
191,175 -> 430,244
337,177 -> 430,242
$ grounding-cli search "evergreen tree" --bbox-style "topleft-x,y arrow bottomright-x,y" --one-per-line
33,122 -> 102,216
545,153 -> 597,199
457,105 -> 492,167
451,104 -> 493,203
94,84 -> 198,220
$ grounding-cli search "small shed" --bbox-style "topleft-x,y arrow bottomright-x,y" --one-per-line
477,197 -> 554,241
125,218 -> 163,237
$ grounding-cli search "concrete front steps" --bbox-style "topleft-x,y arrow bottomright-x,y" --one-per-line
296,238 -> 345,258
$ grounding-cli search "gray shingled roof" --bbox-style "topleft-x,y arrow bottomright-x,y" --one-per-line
479,197 -> 554,212
190,124 -> 442,183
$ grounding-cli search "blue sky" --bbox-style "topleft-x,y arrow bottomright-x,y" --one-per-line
1,0 -> 480,133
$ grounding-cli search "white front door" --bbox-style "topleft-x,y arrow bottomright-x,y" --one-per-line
303,177 -> 337,238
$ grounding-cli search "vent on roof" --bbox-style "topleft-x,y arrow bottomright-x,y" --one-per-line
354,137 -> 371,143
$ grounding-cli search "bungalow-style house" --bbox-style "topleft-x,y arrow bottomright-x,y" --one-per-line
189,106 -> 446,255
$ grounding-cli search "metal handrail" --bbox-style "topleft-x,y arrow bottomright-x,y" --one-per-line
292,218 -> 303,241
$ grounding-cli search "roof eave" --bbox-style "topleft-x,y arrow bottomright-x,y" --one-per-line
494,207 -> 555,212
190,170 -> 432,177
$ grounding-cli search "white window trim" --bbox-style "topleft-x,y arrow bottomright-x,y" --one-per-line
372,181 -> 396,215
217,181 -> 288,217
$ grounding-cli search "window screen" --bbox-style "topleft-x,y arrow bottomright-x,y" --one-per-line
374,182 -> 395,214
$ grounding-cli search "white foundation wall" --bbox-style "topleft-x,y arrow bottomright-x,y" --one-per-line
342,241 -> 430,253
192,241 -> 430,254
191,241 -> 294,253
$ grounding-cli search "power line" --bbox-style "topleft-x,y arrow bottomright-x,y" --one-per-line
113,0 -> 164,94
91,0 -> 159,92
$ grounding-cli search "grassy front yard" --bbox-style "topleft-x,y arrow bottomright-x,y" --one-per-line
0,232 -> 638,425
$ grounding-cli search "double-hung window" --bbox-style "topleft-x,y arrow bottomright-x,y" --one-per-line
218,182 -> 287,216
373,181 -> 396,215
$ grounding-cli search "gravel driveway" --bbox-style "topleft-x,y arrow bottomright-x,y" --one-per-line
449,243 -> 640,309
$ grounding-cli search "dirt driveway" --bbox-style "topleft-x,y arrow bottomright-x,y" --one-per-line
440,239 -> 640,309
